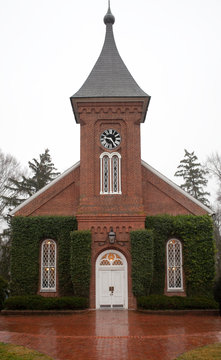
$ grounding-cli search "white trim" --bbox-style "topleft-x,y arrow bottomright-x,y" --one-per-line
100,156 -> 103,194
166,239 -> 183,291
119,155 -> 122,194
40,239 -> 57,292
100,152 -> 122,195
141,159 -> 212,214
10,161 -> 80,215
96,249 -> 128,309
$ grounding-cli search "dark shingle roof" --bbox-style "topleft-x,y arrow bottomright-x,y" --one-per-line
72,18 -> 148,97
70,5 -> 150,122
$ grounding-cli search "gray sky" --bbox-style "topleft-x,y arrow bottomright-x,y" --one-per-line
0,0 -> 220,201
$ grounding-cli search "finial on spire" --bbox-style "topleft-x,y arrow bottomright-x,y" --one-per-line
104,0 -> 115,25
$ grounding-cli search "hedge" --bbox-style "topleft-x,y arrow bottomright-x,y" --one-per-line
137,295 -> 218,310
0,276 -> 8,309
130,230 -> 154,296
4,295 -> 88,310
70,230 -> 91,297
11,216 -> 77,296
146,215 -> 215,297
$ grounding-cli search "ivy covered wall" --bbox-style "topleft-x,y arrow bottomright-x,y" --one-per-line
145,214 -> 215,297
70,230 -> 92,297
11,214 -> 215,300
130,230 -> 154,296
11,216 -> 77,296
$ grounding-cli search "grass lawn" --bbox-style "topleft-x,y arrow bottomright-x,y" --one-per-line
176,343 -> 221,359
0,342 -> 54,360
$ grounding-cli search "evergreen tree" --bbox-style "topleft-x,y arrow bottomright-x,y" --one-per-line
174,149 -> 210,206
0,149 -> 60,280
2,149 -> 60,209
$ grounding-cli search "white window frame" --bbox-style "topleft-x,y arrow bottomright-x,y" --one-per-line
40,239 -> 57,292
100,152 -> 122,194
166,239 -> 183,291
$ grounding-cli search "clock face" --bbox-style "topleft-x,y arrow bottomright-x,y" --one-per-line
100,129 -> 121,149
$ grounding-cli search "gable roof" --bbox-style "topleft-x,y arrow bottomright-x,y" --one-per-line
10,161 -> 80,216
10,159 -> 212,217
141,159 -> 213,215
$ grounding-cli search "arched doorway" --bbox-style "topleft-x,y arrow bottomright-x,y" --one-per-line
96,249 -> 128,309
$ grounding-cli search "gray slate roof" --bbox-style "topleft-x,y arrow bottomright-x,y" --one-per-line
71,7 -> 150,99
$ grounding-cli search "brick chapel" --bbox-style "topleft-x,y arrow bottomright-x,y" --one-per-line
11,4 -> 212,309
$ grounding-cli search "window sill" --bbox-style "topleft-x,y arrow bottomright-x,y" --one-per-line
100,192 -> 122,195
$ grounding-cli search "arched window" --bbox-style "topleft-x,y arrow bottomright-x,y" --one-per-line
167,239 -> 183,291
100,252 -> 124,266
41,239 -> 56,291
100,152 -> 121,194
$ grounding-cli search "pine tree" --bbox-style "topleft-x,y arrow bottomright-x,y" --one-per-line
3,149 -> 60,209
174,149 -> 210,206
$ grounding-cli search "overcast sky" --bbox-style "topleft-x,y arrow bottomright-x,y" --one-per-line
0,0 -> 220,202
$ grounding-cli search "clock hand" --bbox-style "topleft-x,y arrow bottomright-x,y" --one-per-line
103,135 -> 115,145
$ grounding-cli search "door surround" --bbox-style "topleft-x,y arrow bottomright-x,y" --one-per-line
96,249 -> 128,309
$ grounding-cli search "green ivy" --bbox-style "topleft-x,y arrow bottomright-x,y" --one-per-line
70,230 -> 91,297
146,214 -> 215,297
130,230 -> 154,296
11,216 -> 77,296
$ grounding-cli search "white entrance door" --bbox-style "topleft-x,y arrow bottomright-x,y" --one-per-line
96,250 -> 128,309
99,270 -> 124,307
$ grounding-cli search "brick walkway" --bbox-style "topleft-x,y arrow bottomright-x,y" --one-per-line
0,311 -> 221,359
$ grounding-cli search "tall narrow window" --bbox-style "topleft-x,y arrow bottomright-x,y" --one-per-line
41,239 -> 56,291
103,155 -> 109,193
167,239 -> 183,291
100,152 -> 121,194
112,155 -> 119,193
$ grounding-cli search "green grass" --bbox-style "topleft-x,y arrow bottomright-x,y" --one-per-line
175,343 -> 221,359
0,343 -> 54,360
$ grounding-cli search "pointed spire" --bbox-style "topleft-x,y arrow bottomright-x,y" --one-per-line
71,3 -> 151,123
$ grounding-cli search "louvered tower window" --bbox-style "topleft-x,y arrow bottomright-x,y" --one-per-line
167,239 -> 183,291
41,239 -> 56,291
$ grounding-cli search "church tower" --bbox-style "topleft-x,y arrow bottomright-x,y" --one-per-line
70,4 -> 150,308
70,5 -> 150,229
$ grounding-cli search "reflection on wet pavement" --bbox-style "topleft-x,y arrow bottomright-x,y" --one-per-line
0,311 -> 221,360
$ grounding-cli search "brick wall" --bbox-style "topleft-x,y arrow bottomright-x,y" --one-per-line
13,100 -> 208,307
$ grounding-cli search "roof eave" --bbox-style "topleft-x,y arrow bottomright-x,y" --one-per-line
70,95 -> 151,124
141,159 -> 213,214
10,161 -> 80,216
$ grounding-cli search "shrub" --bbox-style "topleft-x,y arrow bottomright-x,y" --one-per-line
10,216 -> 77,296
4,295 -> 88,310
130,230 -> 154,296
137,295 -> 218,310
70,230 -> 91,297
0,276 -> 8,309
146,215 -> 215,297
214,277 -> 221,303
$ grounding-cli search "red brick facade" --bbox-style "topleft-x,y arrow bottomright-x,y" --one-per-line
13,102 -> 208,308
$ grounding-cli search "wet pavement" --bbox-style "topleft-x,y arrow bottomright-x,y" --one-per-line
0,311 -> 221,360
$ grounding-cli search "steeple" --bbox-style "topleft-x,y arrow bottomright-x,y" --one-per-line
70,3 -> 150,123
